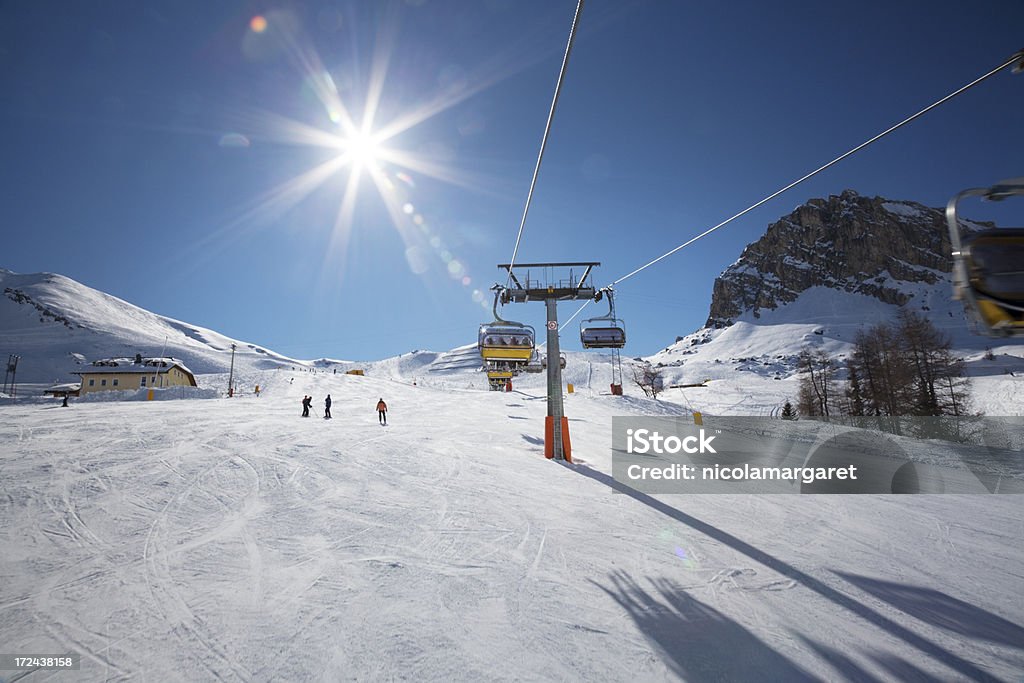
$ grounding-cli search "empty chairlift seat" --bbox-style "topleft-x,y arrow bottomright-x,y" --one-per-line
580,287 -> 627,349
580,323 -> 626,349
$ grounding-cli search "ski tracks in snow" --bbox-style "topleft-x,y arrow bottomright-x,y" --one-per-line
4,374 -> 1024,680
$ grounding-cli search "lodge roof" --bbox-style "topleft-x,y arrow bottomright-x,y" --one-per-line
75,357 -> 195,376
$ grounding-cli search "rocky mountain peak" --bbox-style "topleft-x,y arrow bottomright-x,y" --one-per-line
705,192 -> 971,328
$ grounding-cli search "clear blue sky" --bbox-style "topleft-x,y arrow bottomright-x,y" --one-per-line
3,1 -> 1023,361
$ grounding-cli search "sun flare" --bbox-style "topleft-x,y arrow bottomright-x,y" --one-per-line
344,130 -> 381,168
211,10 -> 509,308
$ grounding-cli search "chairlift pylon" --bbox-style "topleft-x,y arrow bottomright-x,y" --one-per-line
946,177 -> 1024,337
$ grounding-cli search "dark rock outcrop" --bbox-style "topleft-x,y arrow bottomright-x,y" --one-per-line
704,190 -> 979,328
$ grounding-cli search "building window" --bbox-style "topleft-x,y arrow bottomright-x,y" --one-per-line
101,379 -> 107,386
89,379 -> 95,386
141,376 -> 146,386
113,379 -> 119,386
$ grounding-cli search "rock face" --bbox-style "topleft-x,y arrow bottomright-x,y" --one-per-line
705,190 -> 973,328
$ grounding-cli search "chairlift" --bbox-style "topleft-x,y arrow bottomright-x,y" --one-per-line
580,287 -> 626,349
486,368 -> 513,391
541,352 -> 567,370
523,351 -> 544,373
946,178 -> 1024,336
479,288 -> 536,363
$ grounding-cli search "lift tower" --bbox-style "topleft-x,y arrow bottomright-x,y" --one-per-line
498,262 -> 598,461
3,355 -> 19,398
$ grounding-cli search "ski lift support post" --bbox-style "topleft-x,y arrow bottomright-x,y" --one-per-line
496,262 -> 599,461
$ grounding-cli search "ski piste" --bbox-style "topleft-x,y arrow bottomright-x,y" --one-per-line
3,365 -> 1021,680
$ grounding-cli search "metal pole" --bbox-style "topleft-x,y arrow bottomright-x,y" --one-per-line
4,355 -> 19,398
546,298 -> 565,460
227,344 -> 236,397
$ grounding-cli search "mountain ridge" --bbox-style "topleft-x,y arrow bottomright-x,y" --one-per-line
3,189 -> 1022,404
704,189 -> 986,328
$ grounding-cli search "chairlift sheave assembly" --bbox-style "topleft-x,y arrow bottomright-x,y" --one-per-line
541,352 -> 567,370
946,177 -> 1024,337
580,287 -> 627,349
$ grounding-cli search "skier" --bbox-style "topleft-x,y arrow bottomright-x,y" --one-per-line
324,394 -> 332,419
301,395 -> 311,417
61,394 -> 69,407
376,398 -> 388,425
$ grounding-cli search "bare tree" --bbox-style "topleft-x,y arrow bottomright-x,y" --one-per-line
849,323 -> 913,416
846,309 -> 972,416
631,363 -> 664,399
797,349 -> 837,417
845,358 -> 866,416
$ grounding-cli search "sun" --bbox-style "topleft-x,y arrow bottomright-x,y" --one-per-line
344,130 -> 381,168
207,12 -> 505,288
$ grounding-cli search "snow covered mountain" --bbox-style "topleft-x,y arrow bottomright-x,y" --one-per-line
645,191 -> 1024,413
3,187 -> 1022,411
0,268 -> 630,396
704,190 -> 968,328
0,268 -> 312,383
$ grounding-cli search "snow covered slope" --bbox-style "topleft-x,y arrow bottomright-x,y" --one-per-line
2,368 -> 1022,681
0,268 -> 655,402
0,269 -> 305,383
2,187 -> 1024,680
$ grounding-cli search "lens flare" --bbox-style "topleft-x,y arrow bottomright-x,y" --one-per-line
207,8 -> 509,314
218,132 -> 251,148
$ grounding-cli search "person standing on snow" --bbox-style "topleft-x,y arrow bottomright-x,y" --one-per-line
301,395 -> 311,417
324,394 -> 332,419
376,398 -> 388,425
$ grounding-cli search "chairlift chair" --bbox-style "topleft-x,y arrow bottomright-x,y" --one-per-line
541,352 -> 567,370
479,288 -> 536,363
523,351 -> 544,373
486,367 -> 514,391
580,287 -> 626,349
946,178 -> 1024,336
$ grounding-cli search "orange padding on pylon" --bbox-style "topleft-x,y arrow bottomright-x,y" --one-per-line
561,416 -> 572,463
543,416 -> 572,462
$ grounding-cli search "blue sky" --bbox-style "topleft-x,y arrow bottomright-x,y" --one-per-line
3,1 -> 1023,361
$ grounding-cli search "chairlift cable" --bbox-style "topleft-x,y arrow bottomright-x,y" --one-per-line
504,0 -> 585,289
556,48 -> 1024,335
609,48 -> 1024,288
